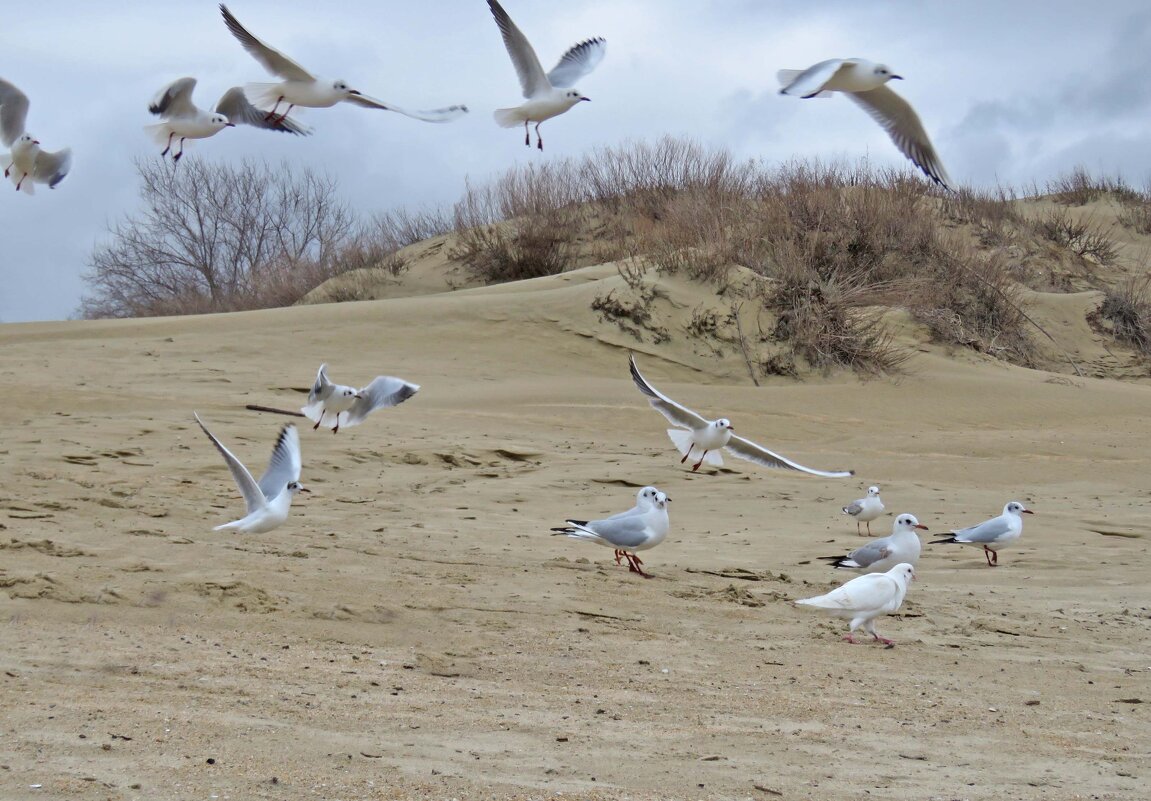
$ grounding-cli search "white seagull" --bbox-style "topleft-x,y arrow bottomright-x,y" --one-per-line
220,4 -> 468,125
796,562 -> 916,645
301,363 -> 420,433
777,58 -> 951,189
146,77 -> 309,161
930,501 -> 1034,567
819,513 -> 927,574
194,413 -> 309,533
551,488 -> 670,578
629,355 -> 853,477
487,0 -> 605,150
842,485 -> 885,536
0,78 -> 72,194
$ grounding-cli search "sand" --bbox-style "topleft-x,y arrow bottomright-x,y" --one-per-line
1,263 -> 1149,801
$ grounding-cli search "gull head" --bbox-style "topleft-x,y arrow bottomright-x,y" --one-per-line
867,485 -> 881,497
339,387 -> 358,400
654,490 -> 671,509
13,133 -> 40,153
334,80 -> 361,99
1005,501 -> 1034,516
638,486 -> 660,504
210,113 -> 235,130
713,418 -> 734,432
563,89 -> 590,105
287,480 -> 311,495
895,513 -> 928,532
872,63 -> 902,82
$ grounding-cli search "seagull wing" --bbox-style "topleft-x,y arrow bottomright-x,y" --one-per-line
148,77 -> 199,118
628,355 -> 709,430
195,413 -> 266,514
777,59 -> 847,98
256,424 -> 301,501
33,147 -> 72,189
845,84 -> 952,188
344,376 -> 420,426
487,0 -> 550,98
0,78 -> 31,146
342,92 -> 469,123
724,434 -> 854,478
949,515 -> 1012,544
215,87 -> 310,134
546,37 -> 606,88
219,4 -> 315,82
571,514 -> 651,550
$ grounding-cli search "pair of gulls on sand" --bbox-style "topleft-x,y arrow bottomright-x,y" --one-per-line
195,365 -> 418,533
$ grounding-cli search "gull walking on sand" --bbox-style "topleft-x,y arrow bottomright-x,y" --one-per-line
778,58 -> 951,189
220,4 -> 468,125
551,488 -> 670,578
796,562 -> 916,645
629,355 -> 853,477
301,364 -> 419,433
0,78 -> 71,194
819,513 -> 927,574
194,413 -> 309,533
487,0 -> 605,150
146,77 -> 309,161
842,485 -> 884,536
930,501 -> 1033,567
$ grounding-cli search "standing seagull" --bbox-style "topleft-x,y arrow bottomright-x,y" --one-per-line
930,501 -> 1034,567
551,489 -> 670,578
486,0 -> 605,150
219,4 -> 468,124
146,77 -> 309,162
194,413 -> 309,533
301,363 -> 419,433
0,78 -> 71,194
819,513 -> 927,574
629,355 -> 853,477
795,563 -> 916,645
778,58 -> 951,189
842,485 -> 885,536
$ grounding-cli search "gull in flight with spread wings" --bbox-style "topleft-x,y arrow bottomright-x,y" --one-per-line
778,58 -> 951,189
220,4 -> 468,125
629,355 -> 853,477
487,0 -> 605,150
0,78 -> 71,194
146,77 -> 309,161
194,413 -> 309,533
301,363 -> 419,433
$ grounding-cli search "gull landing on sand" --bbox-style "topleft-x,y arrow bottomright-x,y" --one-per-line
220,4 -> 468,125
487,0 -> 605,150
931,501 -> 1034,567
194,413 -> 308,534
842,485 -> 884,536
551,488 -> 670,578
819,513 -> 926,574
796,562 -> 916,645
0,78 -> 72,194
301,363 -> 419,433
778,58 -> 951,189
628,355 -> 853,477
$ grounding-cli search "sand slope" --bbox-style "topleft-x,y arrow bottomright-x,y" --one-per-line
1,267 -> 1149,800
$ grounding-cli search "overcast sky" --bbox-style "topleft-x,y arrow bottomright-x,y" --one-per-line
3,0 -> 1150,323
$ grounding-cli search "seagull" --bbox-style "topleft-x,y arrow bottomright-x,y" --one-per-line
795,562 -> 916,645
194,413 -> 309,533
551,488 -> 670,578
220,4 -> 468,125
0,78 -> 71,194
146,77 -> 309,161
486,0 -> 605,150
842,485 -> 885,536
819,513 -> 927,573
599,485 -> 662,565
628,355 -> 853,477
930,501 -> 1034,567
301,363 -> 419,433
777,58 -> 951,189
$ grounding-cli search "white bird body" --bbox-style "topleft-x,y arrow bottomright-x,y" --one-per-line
552,489 -> 670,577
220,4 -> 468,124
778,58 -> 951,189
842,485 -> 885,535
931,501 -> 1033,567
629,355 -> 854,477
487,0 -> 605,149
301,363 -> 419,433
820,513 -> 926,574
796,562 -> 915,644
0,78 -> 71,194
194,413 -> 308,534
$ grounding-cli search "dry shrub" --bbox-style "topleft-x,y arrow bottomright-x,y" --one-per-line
1095,276 -> 1151,354
1046,166 -> 1139,206
939,185 -> 1022,246
1033,208 -> 1119,264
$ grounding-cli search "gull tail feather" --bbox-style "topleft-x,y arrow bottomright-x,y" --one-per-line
493,107 -> 525,128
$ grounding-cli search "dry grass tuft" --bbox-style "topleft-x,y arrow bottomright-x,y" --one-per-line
1094,276 -> 1151,355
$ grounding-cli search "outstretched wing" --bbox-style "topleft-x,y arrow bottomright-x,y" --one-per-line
345,376 -> 420,426
215,87 -> 310,134
628,354 -> 709,430
845,85 -> 951,188
194,412 -> 266,514
220,4 -> 315,82
256,424 -> 301,501
342,93 -> 469,123
149,77 -> 199,119
487,0 -> 550,98
546,37 -> 606,88
0,78 -> 31,146
777,59 -> 847,98
724,434 -> 854,478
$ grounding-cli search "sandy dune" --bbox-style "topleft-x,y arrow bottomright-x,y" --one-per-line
1,265 -> 1149,800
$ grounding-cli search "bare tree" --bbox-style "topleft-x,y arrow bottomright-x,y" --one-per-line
80,157 -> 362,318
